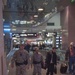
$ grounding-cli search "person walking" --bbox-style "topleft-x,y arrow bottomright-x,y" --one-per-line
65,42 -> 75,74
31,47 -> 44,75
45,47 -> 57,75
11,44 -> 29,75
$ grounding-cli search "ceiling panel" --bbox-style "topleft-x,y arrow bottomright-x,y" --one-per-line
3,0 -> 60,33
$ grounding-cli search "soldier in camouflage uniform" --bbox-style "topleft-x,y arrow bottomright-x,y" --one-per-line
31,47 -> 44,75
11,44 -> 29,75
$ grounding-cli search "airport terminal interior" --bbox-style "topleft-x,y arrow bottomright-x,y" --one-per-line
0,0 -> 75,75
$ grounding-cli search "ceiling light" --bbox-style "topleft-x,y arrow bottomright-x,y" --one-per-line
43,2 -> 48,5
34,15 -> 38,17
23,30 -> 27,32
12,29 -> 16,31
39,32 -> 42,33
22,30 -> 27,33
42,30 -> 46,32
12,25 -> 16,27
38,8 -> 44,11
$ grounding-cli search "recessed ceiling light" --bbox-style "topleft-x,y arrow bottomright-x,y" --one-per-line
42,30 -> 46,32
39,32 -> 42,33
38,8 -> 44,11
34,15 -> 38,17
23,30 -> 27,32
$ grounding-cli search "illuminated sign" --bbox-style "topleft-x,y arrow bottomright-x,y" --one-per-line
12,33 -> 37,37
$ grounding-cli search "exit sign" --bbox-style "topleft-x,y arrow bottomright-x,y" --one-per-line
71,0 -> 75,3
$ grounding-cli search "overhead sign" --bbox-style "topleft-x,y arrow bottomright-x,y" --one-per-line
47,23 -> 54,26
12,33 -> 37,37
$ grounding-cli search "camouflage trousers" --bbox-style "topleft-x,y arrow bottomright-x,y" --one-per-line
16,65 -> 26,75
33,64 -> 41,75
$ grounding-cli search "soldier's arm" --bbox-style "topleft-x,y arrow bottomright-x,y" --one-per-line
31,54 -> 34,68
41,54 -> 44,62
26,51 -> 30,65
11,51 -> 17,67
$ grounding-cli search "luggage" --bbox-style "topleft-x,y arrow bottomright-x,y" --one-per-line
60,63 -> 68,74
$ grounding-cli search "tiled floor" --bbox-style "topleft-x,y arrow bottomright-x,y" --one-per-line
8,62 -> 70,75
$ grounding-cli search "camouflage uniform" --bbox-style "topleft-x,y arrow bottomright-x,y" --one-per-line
11,49 -> 29,75
32,52 -> 43,75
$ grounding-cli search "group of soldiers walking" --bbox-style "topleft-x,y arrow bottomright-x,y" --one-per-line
11,44 -> 57,75
11,42 -> 75,75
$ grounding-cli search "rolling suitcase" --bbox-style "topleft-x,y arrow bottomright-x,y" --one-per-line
60,63 -> 68,74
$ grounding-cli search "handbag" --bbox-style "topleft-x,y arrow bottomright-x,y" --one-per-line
60,63 -> 67,74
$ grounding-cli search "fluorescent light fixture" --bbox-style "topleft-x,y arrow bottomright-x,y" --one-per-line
4,29 -> 10,31
42,30 -> 46,32
4,25 -> 10,27
22,30 -> 27,33
34,15 -> 38,17
27,34 -> 33,35
56,40 -> 59,41
12,29 -> 16,31
20,34 -> 27,36
39,32 -> 42,33
38,8 -> 44,11
23,30 -> 27,32
12,37 -> 17,39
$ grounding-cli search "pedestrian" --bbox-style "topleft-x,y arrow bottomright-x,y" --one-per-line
31,47 -> 44,75
45,47 -> 57,75
65,42 -> 75,74
11,44 -> 29,75
24,43 -> 31,52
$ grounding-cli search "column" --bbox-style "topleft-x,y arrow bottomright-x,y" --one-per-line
60,3 -> 75,49
0,0 -> 7,75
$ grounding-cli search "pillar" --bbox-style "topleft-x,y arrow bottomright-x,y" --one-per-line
60,3 -> 75,49
0,0 -> 7,75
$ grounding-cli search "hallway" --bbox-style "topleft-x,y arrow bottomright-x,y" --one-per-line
7,50 -> 70,75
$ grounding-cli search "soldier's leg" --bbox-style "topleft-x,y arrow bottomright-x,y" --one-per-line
37,65 -> 41,75
21,65 -> 26,75
33,65 -> 37,75
16,66 -> 21,75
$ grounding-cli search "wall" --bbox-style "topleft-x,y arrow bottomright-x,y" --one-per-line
46,13 -> 61,30
68,3 -> 75,44
60,7 -> 69,49
0,0 -> 7,75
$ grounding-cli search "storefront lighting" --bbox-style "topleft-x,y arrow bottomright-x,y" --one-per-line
12,29 -> 16,31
